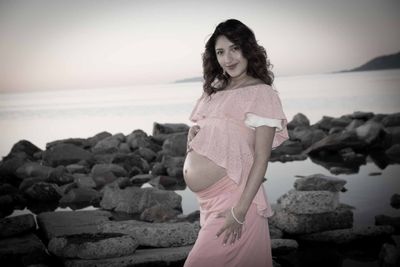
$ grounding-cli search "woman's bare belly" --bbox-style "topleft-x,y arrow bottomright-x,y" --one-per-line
183,150 -> 228,192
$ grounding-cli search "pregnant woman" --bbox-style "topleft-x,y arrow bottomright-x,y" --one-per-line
183,19 -> 289,267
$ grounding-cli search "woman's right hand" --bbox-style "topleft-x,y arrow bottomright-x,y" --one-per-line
186,125 -> 200,153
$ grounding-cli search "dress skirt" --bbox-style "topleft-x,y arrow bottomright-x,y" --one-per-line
183,174 -> 273,267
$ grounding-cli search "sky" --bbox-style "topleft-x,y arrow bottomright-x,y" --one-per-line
0,0 -> 399,92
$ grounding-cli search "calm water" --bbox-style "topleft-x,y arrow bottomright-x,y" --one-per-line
2,69 -> 400,228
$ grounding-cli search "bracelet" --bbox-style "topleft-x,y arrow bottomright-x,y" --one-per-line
231,207 -> 245,225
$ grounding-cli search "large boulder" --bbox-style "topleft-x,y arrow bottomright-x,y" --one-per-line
277,189 -> 339,214
48,233 -> 139,259
24,182 -> 62,202
15,162 -> 53,180
100,219 -> 199,247
269,203 -> 353,235
162,132 -> 187,157
287,113 -> 310,130
293,173 -> 346,192
100,184 -> 182,214
42,143 -> 93,167
0,214 -> 36,238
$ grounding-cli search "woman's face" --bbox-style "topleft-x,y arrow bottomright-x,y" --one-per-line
215,35 -> 248,78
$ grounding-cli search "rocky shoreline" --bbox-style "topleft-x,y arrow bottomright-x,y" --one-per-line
0,111 -> 399,266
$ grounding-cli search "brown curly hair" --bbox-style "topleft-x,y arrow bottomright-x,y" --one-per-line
202,19 -> 274,96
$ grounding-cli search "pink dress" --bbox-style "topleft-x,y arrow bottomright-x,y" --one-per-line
184,84 -> 289,267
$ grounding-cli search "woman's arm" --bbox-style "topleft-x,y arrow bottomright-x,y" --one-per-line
233,125 -> 276,220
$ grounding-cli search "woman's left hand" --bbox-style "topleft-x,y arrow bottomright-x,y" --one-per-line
215,207 -> 245,246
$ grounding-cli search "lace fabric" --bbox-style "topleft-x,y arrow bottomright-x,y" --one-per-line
187,84 -> 289,218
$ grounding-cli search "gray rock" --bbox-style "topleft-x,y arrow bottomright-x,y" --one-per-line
0,214 -> 36,238
140,203 -> 181,223
126,130 -> 151,150
66,164 -> 88,174
287,113 -> 310,129
59,187 -> 101,207
294,173 -> 347,192
162,132 -> 187,157
277,189 -> 339,214
385,144 -> 400,160
64,246 -> 193,267
153,122 -> 189,135
15,162 -> 53,180
48,233 -> 139,259
130,174 -> 154,185
298,225 -> 395,244
390,194 -> 400,209
4,140 -> 42,159
271,238 -> 299,254
46,138 -> 91,150
345,119 -> 365,132
0,233 -> 48,266
92,136 -> 121,154
269,225 -> 283,239
36,210 -> 112,240
291,126 -> 326,149
86,131 -> 112,148
137,147 -> 157,162
19,177 -> 49,192
269,203 -> 353,234
100,183 -> 182,214
385,126 -> 400,146
375,214 -> 400,230
382,112 -> 400,127
379,235 -> 400,266
304,131 -> 367,155
163,155 -> 184,178
99,219 -> 200,247
24,182 -> 62,202
350,111 -> 374,120
42,143 -> 93,167
74,174 -> 96,188
47,166 -> 75,185
90,163 -> 127,187
271,140 -> 304,156
355,120 -> 384,144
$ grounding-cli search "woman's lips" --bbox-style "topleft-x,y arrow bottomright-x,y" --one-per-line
226,64 -> 238,70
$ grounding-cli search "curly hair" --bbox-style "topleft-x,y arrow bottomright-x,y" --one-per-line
202,19 -> 274,96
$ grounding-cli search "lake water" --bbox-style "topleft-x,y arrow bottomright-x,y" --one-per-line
1,69 -> 400,228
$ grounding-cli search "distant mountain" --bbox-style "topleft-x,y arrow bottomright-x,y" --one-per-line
174,77 -> 203,83
339,51 -> 400,73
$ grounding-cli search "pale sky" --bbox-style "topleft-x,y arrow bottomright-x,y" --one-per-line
0,0 -> 399,92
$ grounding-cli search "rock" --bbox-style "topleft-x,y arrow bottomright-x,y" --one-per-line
48,233 -> 139,259
15,162 -> 53,180
0,233 -> 49,266
290,126 -> 326,149
385,144 -> 400,160
375,215 -> 400,231
149,175 -> 182,188
297,225 -> 395,244
385,126 -> 400,146
271,140 -> 304,156
47,166 -> 75,185
0,183 -> 19,195
63,246 -> 192,267
153,122 -> 189,135
162,132 -> 187,157
100,184 -> 182,214
118,142 -> 131,153
36,210 -> 112,241
92,135 -> 121,154
162,155 -> 184,178
355,120 -> 385,144
3,140 -> 42,160
18,177 -> 48,192
24,182 -> 62,202
130,174 -> 154,185
86,131 -> 112,148
74,174 -> 96,188
46,138 -> 91,150
59,187 -> 101,208
345,119 -> 365,131
315,116 -> 352,131
379,235 -> 400,267
329,166 -> 356,175
269,203 -> 353,235
140,203 -> 181,223
151,161 -> 166,175
350,111 -> 374,120
382,112 -> 400,127
100,219 -> 200,247
287,113 -> 310,130
0,195 -> 14,218
90,163 -> 127,187
0,214 -> 36,238
390,194 -> 400,209
42,143 -> 93,167
126,130 -> 151,150
0,155 -> 29,186
339,147 -> 366,163
136,147 -> 157,162
304,131 -> 367,155
111,153 -> 149,175
293,173 -> 347,192
277,189 -> 339,214
269,225 -> 283,239
271,239 -> 299,255
175,210 -> 200,223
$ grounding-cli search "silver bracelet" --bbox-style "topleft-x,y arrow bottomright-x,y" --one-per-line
231,207 -> 245,225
